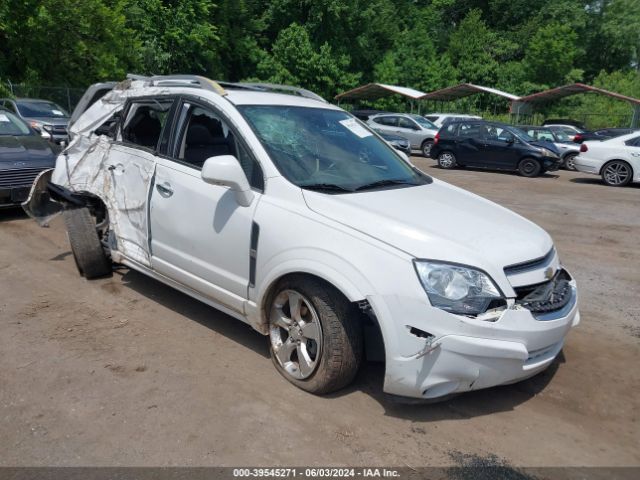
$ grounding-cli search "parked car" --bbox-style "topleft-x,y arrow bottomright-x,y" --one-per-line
572,127 -> 639,144
375,131 -> 411,157
350,109 -> 388,122
542,119 -> 585,130
574,132 -> 640,187
367,113 -> 439,156
425,113 -> 482,127
24,75 -> 579,400
431,120 -> 562,176
544,124 -> 584,142
517,125 -> 580,170
0,97 -> 70,145
0,108 -> 57,207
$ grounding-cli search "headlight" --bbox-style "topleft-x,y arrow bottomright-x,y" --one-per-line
540,148 -> 558,158
414,260 -> 503,315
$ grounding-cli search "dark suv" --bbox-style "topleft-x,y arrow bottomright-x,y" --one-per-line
430,120 -> 562,177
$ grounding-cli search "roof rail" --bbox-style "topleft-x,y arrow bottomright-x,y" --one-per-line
126,74 -> 227,96
232,82 -> 326,102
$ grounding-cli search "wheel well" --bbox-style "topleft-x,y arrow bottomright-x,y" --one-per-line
562,151 -> 577,160
421,138 -> 434,146
260,272 -> 385,362
599,159 -> 633,176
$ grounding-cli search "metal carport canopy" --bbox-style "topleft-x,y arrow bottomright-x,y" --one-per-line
334,83 -> 426,101
516,83 -> 640,105
419,83 -> 520,101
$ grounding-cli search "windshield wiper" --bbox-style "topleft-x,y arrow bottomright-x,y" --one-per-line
354,179 -> 419,192
300,183 -> 354,193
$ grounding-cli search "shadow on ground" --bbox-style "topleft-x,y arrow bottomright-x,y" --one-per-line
113,267 -> 564,422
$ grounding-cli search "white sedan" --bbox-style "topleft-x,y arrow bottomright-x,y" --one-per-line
574,131 -> 640,186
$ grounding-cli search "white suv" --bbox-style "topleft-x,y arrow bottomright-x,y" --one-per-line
25,75 -> 579,400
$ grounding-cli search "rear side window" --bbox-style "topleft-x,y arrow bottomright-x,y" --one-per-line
458,122 -> 481,137
373,116 -> 397,127
443,123 -> 458,135
425,115 -> 438,123
122,99 -> 174,150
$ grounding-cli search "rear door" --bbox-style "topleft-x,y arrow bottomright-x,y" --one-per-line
106,97 -> 175,266
149,98 -> 264,311
455,122 -> 484,165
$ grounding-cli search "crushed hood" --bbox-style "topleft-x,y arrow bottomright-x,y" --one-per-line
302,179 -> 553,272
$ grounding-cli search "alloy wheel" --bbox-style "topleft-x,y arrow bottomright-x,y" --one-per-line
603,161 -> 631,186
269,290 -> 323,380
439,152 -> 454,168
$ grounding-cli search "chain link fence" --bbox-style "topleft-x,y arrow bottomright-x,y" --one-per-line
2,82 -> 85,113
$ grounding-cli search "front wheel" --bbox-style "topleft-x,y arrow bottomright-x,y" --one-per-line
437,151 -> 457,169
421,139 -> 434,158
63,207 -> 112,279
268,276 -> 363,394
601,160 -> 632,186
518,158 -> 542,177
564,153 -> 577,171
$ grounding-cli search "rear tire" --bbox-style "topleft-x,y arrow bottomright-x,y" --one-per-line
437,151 -> 457,169
421,139 -> 434,158
63,207 -> 112,279
268,276 -> 363,395
518,158 -> 542,177
601,160 -> 632,187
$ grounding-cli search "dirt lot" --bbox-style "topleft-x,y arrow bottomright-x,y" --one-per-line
1,161 -> 639,468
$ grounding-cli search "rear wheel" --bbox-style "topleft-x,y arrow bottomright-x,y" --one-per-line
437,151 -> 457,169
601,160 -> 632,187
421,139 -> 434,157
268,276 -> 363,394
63,207 -> 112,279
563,153 -> 577,171
518,158 -> 542,177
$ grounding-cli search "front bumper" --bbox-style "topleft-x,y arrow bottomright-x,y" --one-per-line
369,273 -> 579,399
0,185 -> 32,206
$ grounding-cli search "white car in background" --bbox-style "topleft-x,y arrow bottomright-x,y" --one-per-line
574,132 -> 640,186
424,113 -> 482,127
25,75 -> 579,400
367,113 -> 439,156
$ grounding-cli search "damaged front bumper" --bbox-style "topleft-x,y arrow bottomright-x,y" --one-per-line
369,272 -> 579,400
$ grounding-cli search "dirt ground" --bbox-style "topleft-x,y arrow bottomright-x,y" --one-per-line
0,160 -> 638,468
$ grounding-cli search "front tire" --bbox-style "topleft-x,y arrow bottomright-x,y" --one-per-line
601,160 -> 632,186
63,207 -> 112,279
268,276 -> 363,394
421,139 -> 434,158
518,158 -> 542,177
437,151 -> 457,169
564,153 -> 577,171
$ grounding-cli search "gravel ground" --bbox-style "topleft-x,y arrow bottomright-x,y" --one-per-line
0,160 -> 638,468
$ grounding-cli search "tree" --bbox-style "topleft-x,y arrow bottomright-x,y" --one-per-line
255,23 -> 360,99
524,23 -> 580,86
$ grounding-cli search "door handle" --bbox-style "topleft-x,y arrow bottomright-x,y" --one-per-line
156,183 -> 174,198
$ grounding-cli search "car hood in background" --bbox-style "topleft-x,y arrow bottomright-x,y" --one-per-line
303,180 -> 553,273
0,135 -> 57,168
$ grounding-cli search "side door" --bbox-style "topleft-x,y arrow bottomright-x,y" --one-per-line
396,116 -> 422,149
107,97 -> 175,267
455,122 -> 484,166
480,125 -> 520,169
149,98 -> 264,312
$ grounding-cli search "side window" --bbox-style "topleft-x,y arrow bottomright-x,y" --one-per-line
374,116 -> 396,127
425,115 -> 438,123
122,100 -> 173,150
458,122 -> 481,137
444,123 -> 458,135
398,117 -> 418,130
173,102 -> 264,190
624,136 -> 640,147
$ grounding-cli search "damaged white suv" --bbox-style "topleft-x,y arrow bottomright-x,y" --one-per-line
25,75 -> 579,400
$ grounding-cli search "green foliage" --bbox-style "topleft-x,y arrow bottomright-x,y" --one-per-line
524,23 -> 580,86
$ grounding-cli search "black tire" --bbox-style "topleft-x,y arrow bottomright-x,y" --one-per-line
563,152 -> 577,171
437,151 -> 457,169
601,160 -> 633,187
63,207 -> 112,279
518,157 -> 542,177
421,139 -> 434,158
268,276 -> 363,395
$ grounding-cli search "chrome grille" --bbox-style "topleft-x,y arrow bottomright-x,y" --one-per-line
0,167 -> 45,188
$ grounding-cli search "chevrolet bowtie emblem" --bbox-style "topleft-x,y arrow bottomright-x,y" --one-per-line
544,267 -> 555,280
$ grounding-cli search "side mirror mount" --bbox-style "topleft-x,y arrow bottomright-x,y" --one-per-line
201,155 -> 255,207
